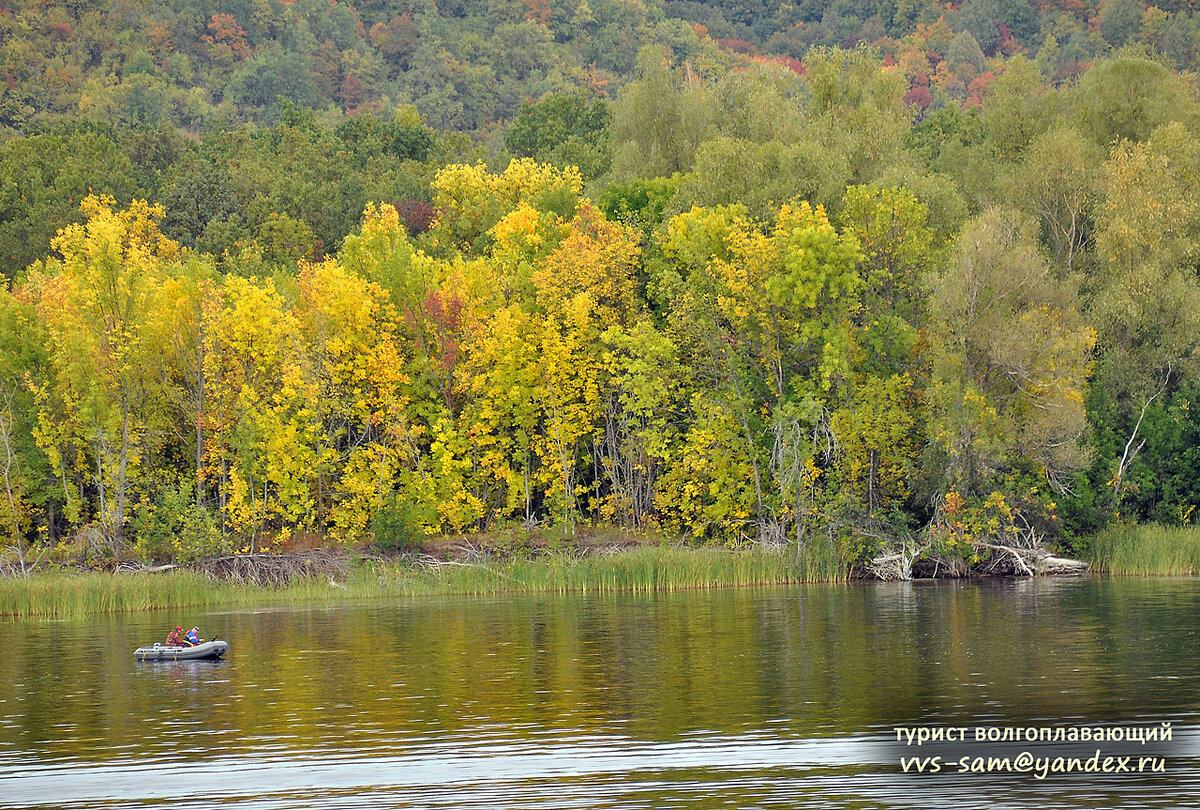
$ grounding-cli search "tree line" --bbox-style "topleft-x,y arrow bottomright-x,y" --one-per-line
3,0 -> 1200,137
2,41 -> 1200,568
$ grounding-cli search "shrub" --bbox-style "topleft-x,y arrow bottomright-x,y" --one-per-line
369,495 -> 423,553
131,482 -> 224,562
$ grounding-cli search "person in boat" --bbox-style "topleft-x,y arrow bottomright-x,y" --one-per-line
184,626 -> 204,646
165,626 -> 183,646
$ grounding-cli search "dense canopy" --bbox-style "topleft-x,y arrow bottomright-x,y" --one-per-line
2,0 -> 1199,571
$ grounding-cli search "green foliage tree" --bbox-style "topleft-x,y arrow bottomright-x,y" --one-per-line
505,92 -> 612,180
0,128 -> 136,279
926,209 -> 1095,505
1070,54 -> 1195,147
673,137 -> 848,219
0,278 -> 50,561
1100,0 -> 1147,48
947,31 -> 987,75
804,46 -> 911,186
609,47 -> 716,180
1012,127 -> 1103,272
1088,123 -> 1200,509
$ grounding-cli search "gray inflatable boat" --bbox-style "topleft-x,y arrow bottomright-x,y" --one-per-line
134,640 -> 228,662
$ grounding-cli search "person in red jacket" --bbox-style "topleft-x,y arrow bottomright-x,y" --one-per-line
165,626 -> 183,646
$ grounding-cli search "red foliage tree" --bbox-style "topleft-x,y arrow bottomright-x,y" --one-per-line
340,75 -> 363,113
904,85 -> 934,109
717,37 -> 757,54
966,70 -> 996,107
421,290 -> 466,410
522,0 -> 551,25
751,54 -> 805,74
369,14 -> 418,66
396,199 -> 435,236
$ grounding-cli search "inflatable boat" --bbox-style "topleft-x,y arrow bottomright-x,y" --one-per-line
134,640 -> 228,662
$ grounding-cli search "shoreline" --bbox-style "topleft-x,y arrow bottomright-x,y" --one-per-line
3,521 -> 1196,619
0,541 -> 1078,621
0,544 -> 836,619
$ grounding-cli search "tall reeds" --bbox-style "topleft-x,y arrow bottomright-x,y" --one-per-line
0,570 -> 243,619
0,544 -> 849,618
1090,523 -> 1200,576
383,545 -> 833,596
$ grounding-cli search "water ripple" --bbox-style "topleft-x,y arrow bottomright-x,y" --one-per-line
1,731 -> 1197,810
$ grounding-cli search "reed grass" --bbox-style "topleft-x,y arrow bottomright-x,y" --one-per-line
1089,523 -> 1200,576
0,570 -> 247,619
379,544 -> 842,597
0,544 -> 849,619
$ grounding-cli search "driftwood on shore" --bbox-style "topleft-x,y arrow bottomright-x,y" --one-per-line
867,534 -> 1089,581
974,543 -> 1090,577
866,543 -> 928,581
197,551 -> 349,586
4,527 -> 1090,584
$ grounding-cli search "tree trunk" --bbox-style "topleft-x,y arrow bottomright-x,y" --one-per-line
867,448 -> 879,515
1112,371 -> 1170,504
0,396 -> 24,573
195,326 -> 205,506
115,404 -> 131,543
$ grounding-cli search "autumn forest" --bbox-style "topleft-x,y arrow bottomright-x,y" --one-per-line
1,0 -> 1198,572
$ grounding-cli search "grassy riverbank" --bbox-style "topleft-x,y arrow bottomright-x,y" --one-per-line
0,544 -> 847,619
1089,524 -> 1200,576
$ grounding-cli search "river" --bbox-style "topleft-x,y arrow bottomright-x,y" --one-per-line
1,576 -> 1198,808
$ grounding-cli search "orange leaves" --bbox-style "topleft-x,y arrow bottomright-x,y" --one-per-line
932,488 -> 1018,551
202,13 -> 251,60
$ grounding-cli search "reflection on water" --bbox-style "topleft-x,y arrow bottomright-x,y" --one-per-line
0,577 -> 1198,807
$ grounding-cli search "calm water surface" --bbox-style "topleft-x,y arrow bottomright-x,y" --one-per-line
1,577 -> 1199,808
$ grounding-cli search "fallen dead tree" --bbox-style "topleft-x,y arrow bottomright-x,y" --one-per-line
2,549 -> 353,584
974,542 -> 1088,576
198,550 -> 349,586
1035,554 -> 1090,574
866,527 -> 1089,580
974,522 -> 1089,577
0,556 -> 30,577
865,535 -> 928,581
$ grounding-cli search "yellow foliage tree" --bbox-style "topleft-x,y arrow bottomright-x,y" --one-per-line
296,258 -> 411,543
534,294 -> 602,529
32,196 -> 179,545
460,303 -> 541,524
429,159 -> 583,252
202,276 -> 317,543
534,202 -> 641,324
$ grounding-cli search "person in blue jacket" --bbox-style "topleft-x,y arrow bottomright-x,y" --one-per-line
184,626 -> 205,646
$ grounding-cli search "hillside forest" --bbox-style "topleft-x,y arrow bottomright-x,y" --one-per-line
1,0 -> 1199,570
